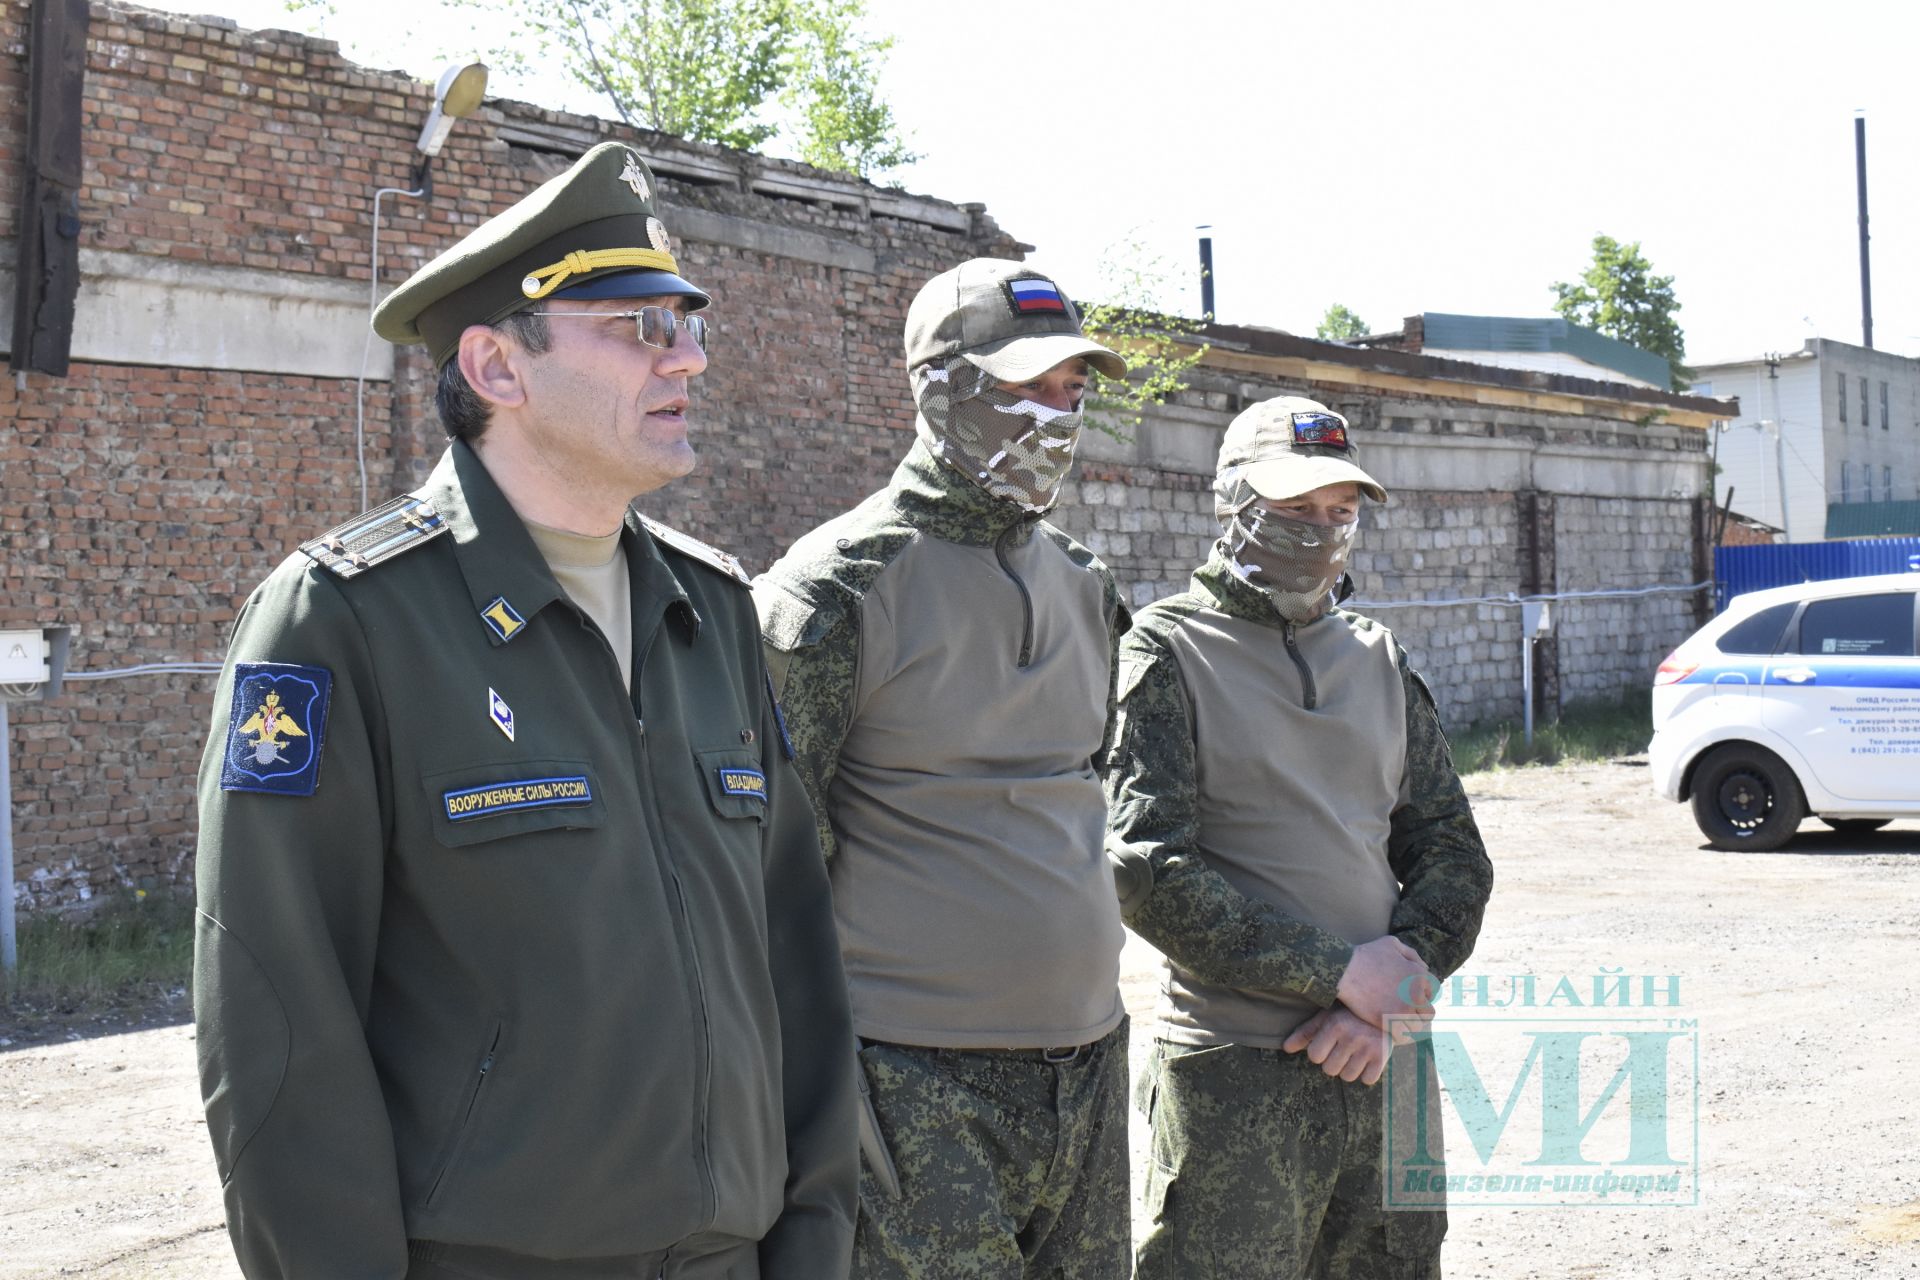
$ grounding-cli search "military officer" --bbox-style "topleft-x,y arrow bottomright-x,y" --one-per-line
1105,395 -> 1495,1279
752,259 -> 1133,1279
193,142 -> 857,1280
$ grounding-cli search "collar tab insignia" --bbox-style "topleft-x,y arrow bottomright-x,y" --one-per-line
220,662 -> 333,796
481,596 -> 526,643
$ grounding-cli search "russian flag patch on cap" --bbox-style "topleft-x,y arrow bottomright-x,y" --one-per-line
1291,411 -> 1350,450
1005,277 -> 1068,315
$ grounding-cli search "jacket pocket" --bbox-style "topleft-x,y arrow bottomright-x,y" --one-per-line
422,758 -> 604,849
424,1021 -> 504,1210
695,746 -> 768,824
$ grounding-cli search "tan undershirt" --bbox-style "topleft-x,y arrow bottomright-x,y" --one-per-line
526,520 -> 632,691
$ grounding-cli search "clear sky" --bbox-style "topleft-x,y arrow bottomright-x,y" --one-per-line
163,0 -> 1919,366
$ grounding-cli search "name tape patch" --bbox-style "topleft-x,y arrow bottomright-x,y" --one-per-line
717,767 -> 767,799
1006,277 -> 1068,315
444,774 -> 593,822
221,662 -> 333,796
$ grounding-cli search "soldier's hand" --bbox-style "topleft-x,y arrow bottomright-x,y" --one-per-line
1282,1004 -> 1390,1086
1335,935 -> 1433,1031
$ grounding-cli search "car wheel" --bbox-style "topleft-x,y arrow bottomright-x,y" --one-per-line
1689,744 -> 1807,852
1819,817 -> 1890,834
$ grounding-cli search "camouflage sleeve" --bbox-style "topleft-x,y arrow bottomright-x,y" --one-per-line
1097,579 -> 1130,774
1386,656 -> 1494,979
1104,624 -> 1353,1006
755,580 -> 858,861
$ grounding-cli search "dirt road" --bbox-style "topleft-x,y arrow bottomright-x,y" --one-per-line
4,758 -> 1919,1278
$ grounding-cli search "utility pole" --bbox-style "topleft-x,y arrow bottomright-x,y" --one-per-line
1765,354 -> 1789,538
1855,113 -> 1873,349
1196,226 -> 1214,322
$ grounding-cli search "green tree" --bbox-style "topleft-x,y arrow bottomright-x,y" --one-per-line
1315,303 -> 1368,341
1550,234 -> 1689,388
785,0 -> 916,176
1078,236 -> 1211,440
464,0 -> 914,177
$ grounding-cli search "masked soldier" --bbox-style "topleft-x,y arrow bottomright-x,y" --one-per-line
1106,395 -> 1494,1279
193,143 -> 856,1279
753,258 -> 1132,1279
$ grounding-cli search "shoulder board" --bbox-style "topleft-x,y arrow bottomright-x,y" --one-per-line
300,494 -> 446,579
638,514 -> 750,585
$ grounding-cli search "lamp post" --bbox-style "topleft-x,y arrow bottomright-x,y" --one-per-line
355,61 -> 490,511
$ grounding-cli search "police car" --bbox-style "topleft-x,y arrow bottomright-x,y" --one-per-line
1649,573 -> 1920,850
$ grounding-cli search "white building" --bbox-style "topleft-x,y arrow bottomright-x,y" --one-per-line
1692,338 -> 1920,542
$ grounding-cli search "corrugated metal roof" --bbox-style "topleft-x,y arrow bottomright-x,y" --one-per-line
1825,500 -> 1920,539
1422,313 -> 1672,390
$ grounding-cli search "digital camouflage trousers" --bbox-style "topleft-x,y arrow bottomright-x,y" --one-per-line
1136,1038 -> 1446,1280
851,1019 -> 1131,1280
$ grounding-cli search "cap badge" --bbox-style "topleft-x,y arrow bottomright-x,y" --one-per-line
1005,277 -> 1068,316
647,216 -> 671,254
1291,411 -> 1350,450
619,151 -> 650,200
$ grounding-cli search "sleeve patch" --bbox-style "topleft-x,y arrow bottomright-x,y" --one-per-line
220,662 -> 333,796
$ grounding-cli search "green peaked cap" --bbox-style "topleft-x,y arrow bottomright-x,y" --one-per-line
373,141 -> 710,367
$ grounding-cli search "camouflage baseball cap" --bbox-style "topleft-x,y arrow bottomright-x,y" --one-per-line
903,257 -> 1127,383
373,141 -> 709,368
1215,395 -> 1387,515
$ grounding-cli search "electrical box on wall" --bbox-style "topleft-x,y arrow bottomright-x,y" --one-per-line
0,626 -> 71,699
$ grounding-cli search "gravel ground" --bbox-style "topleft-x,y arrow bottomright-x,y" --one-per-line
4,758 -> 1919,1278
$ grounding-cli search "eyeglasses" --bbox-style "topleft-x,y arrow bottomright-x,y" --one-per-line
523,306 -> 711,352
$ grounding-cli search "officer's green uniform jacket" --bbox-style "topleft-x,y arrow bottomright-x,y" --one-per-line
193,441 -> 857,1278
1105,550 -> 1493,1015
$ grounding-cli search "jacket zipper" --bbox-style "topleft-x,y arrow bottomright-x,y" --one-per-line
619,616 -> 719,1229
1283,621 -> 1318,710
425,1022 -> 502,1208
993,518 -> 1040,668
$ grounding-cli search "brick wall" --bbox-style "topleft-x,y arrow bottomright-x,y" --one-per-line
0,3 -> 1719,912
0,2 -> 1009,910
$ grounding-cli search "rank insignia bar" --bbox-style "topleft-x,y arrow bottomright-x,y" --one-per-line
300,495 -> 447,579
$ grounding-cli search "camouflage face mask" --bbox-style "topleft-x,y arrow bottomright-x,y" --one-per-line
911,356 -> 1083,513
1223,505 -> 1358,625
